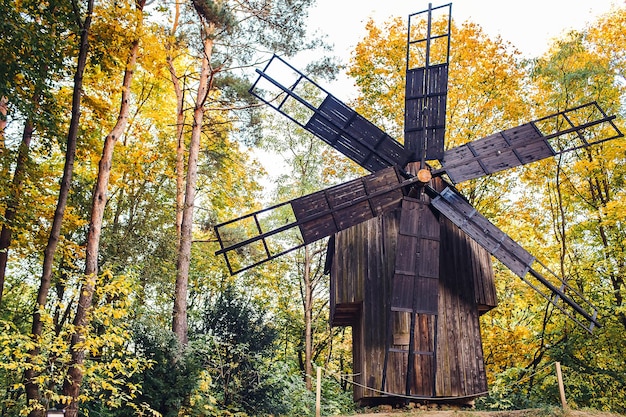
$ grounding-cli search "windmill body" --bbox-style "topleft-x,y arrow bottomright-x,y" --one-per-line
214,3 -> 622,404
330,175 -> 497,401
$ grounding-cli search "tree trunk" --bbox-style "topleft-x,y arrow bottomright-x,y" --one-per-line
172,33 -> 213,345
0,117 -> 35,306
167,58 -> 185,245
24,1 -> 94,414
303,245 -> 313,390
166,0 -> 186,246
0,96 -> 6,148
61,3 -> 143,414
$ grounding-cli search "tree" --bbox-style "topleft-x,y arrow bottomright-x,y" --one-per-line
0,0 -> 74,305
61,1 -> 147,415
2,0 -> 329,415
476,8 -> 626,410
507,17 -> 626,410
195,284 -> 288,415
24,1 -> 95,414
171,0 -> 218,345
171,0 -> 323,345
104,319 -> 203,417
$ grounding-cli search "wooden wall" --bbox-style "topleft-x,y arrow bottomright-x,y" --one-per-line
329,184 -> 497,402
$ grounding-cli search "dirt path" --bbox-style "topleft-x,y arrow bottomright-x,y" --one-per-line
350,408 -> 625,417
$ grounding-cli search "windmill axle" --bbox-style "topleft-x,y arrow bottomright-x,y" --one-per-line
417,168 -> 432,183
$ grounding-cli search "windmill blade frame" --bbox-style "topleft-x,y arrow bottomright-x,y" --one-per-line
439,102 -> 623,184
249,54 -> 413,172
404,3 -> 451,162
214,166 -> 417,275
428,184 -> 601,333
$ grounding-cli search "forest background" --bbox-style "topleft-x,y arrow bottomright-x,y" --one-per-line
0,1 -> 625,416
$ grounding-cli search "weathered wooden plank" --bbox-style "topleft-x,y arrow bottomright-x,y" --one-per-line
330,182 -> 491,401
441,123 -> 553,183
364,212 -> 390,397
437,218 -> 458,396
404,64 -> 448,160
436,214 -> 489,396
388,311 -> 410,394
291,167 -> 404,244
331,209 -> 401,400
410,314 -> 435,396
392,199 -> 440,317
304,95 -> 412,172
470,238 -> 498,311
431,187 -> 535,278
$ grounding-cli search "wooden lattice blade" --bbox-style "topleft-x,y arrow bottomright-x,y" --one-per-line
385,198 -> 440,396
249,55 -> 413,172
429,185 -> 601,333
404,3 -> 452,161
405,65 -> 448,161
440,102 -> 624,184
214,167 -> 411,275
390,198 -> 440,315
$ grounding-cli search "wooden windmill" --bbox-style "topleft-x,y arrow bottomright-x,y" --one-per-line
214,3 -> 623,404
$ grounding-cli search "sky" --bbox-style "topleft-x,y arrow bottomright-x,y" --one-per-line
302,0 -> 622,98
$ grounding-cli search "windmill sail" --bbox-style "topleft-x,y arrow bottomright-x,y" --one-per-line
214,167 -> 413,275
429,185 -> 601,333
383,197 -> 440,397
250,55 -> 413,172
440,102 -> 623,184
404,3 -> 451,162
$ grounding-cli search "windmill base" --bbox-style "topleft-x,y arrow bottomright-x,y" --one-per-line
358,395 -> 478,409
329,192 -> 498,404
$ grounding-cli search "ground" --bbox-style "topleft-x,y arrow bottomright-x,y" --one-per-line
350,407 -> 625,417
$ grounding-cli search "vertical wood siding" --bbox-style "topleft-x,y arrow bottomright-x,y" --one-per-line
330,182 -> 497,401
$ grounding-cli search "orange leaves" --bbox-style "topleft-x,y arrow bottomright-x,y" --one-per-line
447,21 -> 528,148
348,17 -> 406,139
347,15 -> 529,148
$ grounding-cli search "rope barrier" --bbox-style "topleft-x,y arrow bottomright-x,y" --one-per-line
316,361 -> 559,402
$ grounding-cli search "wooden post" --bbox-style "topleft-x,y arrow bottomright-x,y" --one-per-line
315,366 -> 322,417
555,361 -> 568,409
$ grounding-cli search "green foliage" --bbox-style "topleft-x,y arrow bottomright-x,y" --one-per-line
0,0 -> 74,134
192,0 -> 236,32
476,365 -> 553,410
96,318 -> 203,417
0,271 -> 153,415
192,285 -> 288,416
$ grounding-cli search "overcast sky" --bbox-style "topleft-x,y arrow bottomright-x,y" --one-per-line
303,0 -> 622,97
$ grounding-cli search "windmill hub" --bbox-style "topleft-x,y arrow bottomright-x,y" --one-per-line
417,168 -> 432,183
